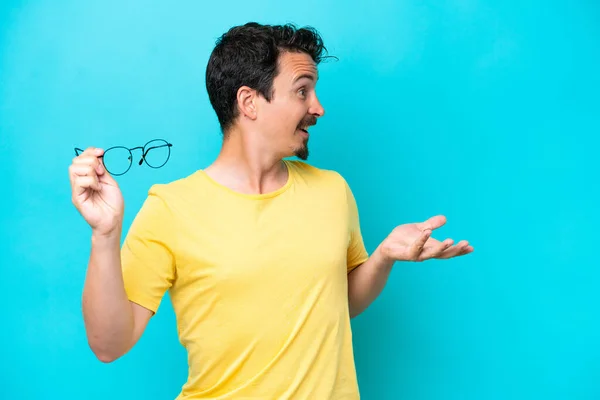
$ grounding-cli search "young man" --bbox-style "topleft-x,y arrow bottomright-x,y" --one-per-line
69,22 -> 472,399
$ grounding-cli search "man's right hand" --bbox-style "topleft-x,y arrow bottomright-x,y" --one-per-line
69,147 -> 124,236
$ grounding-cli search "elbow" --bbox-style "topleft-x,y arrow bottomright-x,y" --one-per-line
88,341 -> 125,364
348,301 -> 363,319
348,289 -> 366,319
96,353 -> 119,364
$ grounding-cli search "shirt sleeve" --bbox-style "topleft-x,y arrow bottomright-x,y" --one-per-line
120,185 -> 176,314
344,179 -> 369,273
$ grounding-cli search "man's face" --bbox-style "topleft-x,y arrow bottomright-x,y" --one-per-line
256,51 -> 325,160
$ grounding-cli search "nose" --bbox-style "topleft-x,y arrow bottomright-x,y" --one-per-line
309,96 -> 325,118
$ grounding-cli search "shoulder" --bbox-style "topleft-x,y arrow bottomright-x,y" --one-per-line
286,160 -> 348,187
144,170 -> 205,205
288,159 -> 361,200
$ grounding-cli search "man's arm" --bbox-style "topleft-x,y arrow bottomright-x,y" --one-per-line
83,231 -> 153,363
347,216 -> 474,318
347,245 -> 394,318
70,147 -> 154,363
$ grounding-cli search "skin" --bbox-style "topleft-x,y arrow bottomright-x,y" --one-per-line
68,50 -> 472,363
69,148 -> 147,363
203,51 -> 323,194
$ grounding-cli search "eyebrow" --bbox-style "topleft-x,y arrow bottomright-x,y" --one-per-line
293,73 -> 318,83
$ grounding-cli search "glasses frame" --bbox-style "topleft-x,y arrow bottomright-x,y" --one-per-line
74,139 -> 173,176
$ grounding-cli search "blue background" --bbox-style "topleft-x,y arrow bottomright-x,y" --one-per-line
1,1 -> 599,399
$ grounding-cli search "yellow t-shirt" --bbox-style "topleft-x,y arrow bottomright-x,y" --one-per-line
121,160 -> 370,399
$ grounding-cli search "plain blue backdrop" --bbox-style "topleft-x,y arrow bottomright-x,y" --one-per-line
1,1 -> 599,399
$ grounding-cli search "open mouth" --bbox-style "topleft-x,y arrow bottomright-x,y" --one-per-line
298,128 -> 309,134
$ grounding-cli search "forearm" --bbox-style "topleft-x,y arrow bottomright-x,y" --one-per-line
82,230 -> 134,362
347,244 -> 395,318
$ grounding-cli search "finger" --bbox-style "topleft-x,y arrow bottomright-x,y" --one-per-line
98,167 -> 119,188
416,215 -> 447,231
95,159 -> 106,177
69,164 -> 96,179
458,245 -> 474,256
73,155 -> 105,176
73,148 -> 102,171
436,240 -> 471,259
73,155 -> 101,168
70,161 -> 100,185
95,161 -> 121,187
69,163 -> 95,188
408,229 -> 431,260
419,238 -> 454,260
79,147 -> 104,158
74,176 -> 101,195
74,147 -> 104,164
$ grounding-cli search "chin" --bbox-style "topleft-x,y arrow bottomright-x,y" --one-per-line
294,149 -> 309,160
293,140 -> 309,160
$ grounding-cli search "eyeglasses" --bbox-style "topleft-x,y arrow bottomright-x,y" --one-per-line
74,139 -> 173,176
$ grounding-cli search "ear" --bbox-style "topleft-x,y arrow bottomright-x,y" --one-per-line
236,86 -> 258,120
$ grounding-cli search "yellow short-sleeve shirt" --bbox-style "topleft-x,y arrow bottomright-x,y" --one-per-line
121,160 -> 369,399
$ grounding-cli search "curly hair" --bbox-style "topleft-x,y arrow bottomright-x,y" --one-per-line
205,22 -> 334,133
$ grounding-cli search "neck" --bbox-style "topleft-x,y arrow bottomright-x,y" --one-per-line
203,126 -> 289,195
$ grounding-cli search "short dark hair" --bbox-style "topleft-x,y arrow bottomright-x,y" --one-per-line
205,22 -> 334,134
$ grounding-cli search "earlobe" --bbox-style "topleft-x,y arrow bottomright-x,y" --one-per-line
237,86 -> 257,120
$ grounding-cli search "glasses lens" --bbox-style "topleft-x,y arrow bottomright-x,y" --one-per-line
103,147 -> 132,175
143,140 -> 170,168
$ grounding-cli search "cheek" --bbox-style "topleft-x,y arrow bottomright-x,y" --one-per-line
262,109 -> 285,130
263,100 -> 305,133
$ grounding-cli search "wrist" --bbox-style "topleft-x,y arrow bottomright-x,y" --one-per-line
374,241 -> 396,268
91,227 -> 122,245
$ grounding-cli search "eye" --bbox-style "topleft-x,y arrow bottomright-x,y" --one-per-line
298,88 -> 307,98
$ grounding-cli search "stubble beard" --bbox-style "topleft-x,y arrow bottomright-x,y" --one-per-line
294,137 -> 309,160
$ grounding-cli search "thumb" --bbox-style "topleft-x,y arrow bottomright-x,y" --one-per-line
417,215 -> 447,231
97,162 -> 119,187
408,229 -> 431,260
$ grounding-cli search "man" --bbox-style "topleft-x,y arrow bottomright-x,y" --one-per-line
69,22 -> 472,399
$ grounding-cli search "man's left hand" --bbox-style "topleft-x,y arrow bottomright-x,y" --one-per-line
380,215 -> 473,263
